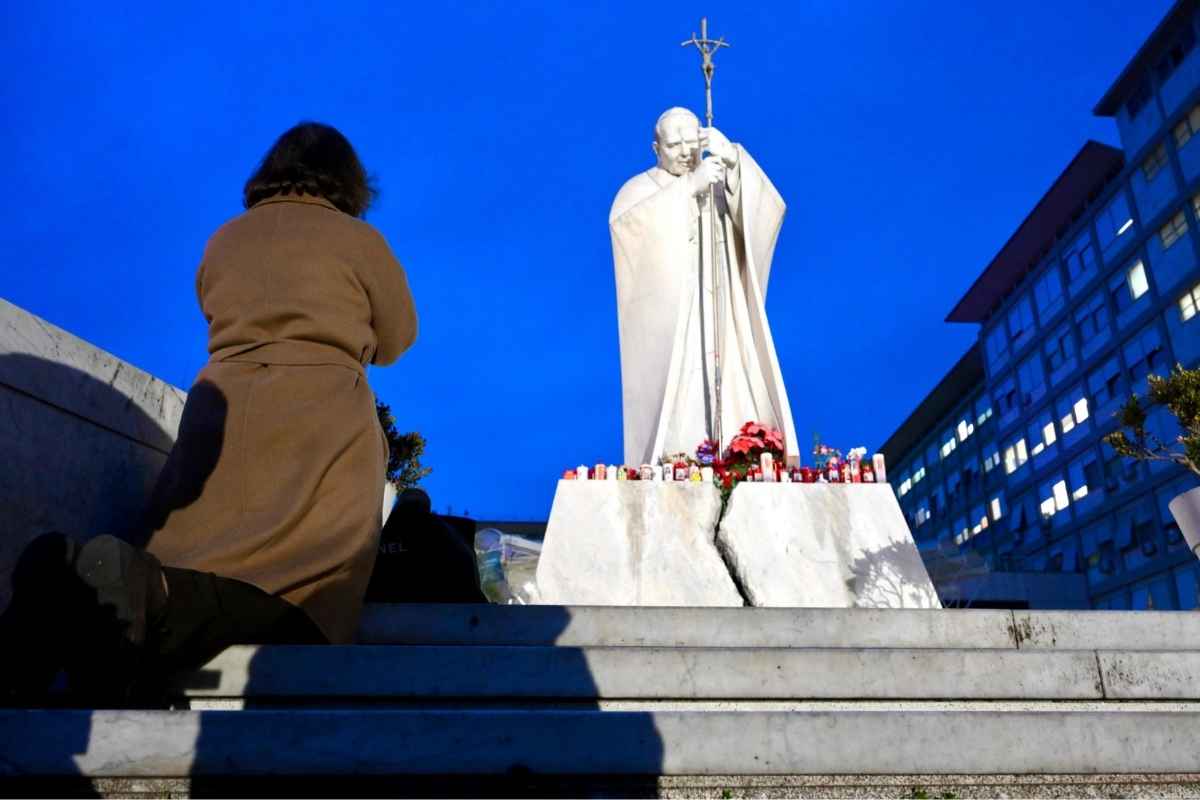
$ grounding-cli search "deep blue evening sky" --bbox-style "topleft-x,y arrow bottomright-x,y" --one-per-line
1,1 -> 1173,520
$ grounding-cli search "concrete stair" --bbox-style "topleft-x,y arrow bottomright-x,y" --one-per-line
3,604 -> 1200,794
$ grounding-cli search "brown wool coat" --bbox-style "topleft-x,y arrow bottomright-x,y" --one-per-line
142,193 -> 417,643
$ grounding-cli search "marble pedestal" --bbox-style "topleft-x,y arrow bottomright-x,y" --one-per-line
534,480 -> 939,609
717,483 -> 940,609
534,481 -> 743,606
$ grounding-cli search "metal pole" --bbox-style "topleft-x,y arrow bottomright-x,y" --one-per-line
682,17 -> 730,450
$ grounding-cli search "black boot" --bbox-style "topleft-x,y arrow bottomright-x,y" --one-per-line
64,534 -> 170,705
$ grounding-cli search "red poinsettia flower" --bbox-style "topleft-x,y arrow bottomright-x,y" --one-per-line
728,435 -> 762,455
763,428 -> 784,451
740,421 -> 765,437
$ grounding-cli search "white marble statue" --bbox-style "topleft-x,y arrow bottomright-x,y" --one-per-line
609,107 -> 798,466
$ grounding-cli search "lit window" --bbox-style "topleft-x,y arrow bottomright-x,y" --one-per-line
941,434 -> 957,458
1004,438 -> 1028,474
1128,260 -> 1149,301
990,496 -> 1004,520
1074,397 -> 1090,423
1039,479 -> 1071,520
1050,388 -> 1085,437
1042,422 -> 1057,448
1180,281 -> 1200,322
1029,410 -> 1057,458
1142,143 -> 1169,182
913,466 -> 926,484
1159,211 -> 1188,250
971,504 -> 988,535
957,419 -> 974,442
975,401 -> 993,426
983,447 -> 1001,473
899,477 -> 911,497
1053,480 -> 1070,511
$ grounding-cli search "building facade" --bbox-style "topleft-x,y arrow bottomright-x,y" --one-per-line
881,0 -> 1200,610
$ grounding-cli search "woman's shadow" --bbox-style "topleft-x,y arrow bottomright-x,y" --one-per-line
0,352 -> 224,795
190,604 -> 667,798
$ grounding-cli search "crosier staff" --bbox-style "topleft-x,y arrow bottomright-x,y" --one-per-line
682,17 -> 732,453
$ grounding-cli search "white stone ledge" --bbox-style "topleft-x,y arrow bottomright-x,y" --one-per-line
356,603 -> 1019,647
1099,651 -> 1200,699
176,645 -> 1106,700
1012,610 -> 1200,650
0,298 -> 185,451
4,709 -> 1200,776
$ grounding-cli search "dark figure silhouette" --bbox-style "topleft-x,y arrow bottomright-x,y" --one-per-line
365,488 -> 487,604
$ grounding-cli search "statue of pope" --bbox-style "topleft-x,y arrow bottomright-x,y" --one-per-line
609,107 -> 798,467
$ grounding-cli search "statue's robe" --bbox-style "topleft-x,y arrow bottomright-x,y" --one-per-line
609,146 -> 799,467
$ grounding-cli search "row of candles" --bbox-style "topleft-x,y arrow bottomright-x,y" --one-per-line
562,452 -> 888,485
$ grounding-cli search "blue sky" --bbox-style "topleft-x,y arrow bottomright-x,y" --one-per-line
1,1 -> 1172,519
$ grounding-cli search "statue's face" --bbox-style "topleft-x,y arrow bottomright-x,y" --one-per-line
654,114 -> 700,176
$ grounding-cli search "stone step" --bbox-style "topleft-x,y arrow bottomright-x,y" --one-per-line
4,707 -> 1200,777
356,604 -> 1200,650
171,645 -> 1200,701
356,604 -> 1016,648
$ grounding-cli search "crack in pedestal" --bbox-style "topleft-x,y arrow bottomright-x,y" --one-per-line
714,528 -> 753,607
712,487 -> 752,607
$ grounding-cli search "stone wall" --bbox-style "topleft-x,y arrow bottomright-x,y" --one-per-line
0,299 -> 186,611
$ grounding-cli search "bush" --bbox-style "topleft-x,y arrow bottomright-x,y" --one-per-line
1103,364 -> 1200,479
375,400 -> 432,490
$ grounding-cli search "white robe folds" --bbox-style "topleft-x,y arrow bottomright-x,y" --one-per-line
609,146 -> 799,467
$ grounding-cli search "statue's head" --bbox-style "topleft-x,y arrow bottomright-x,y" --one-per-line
652,107 -> 701,176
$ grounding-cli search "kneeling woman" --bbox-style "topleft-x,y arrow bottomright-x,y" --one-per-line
5,122 -> 416,696
141,120 -> 417,649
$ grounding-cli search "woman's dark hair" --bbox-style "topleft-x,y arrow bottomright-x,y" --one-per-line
243,122 -> 377,217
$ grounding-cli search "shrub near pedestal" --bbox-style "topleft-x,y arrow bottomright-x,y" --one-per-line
1104,364 -> 1200,555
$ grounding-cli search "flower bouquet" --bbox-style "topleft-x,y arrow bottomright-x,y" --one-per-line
711,421 -> 786,492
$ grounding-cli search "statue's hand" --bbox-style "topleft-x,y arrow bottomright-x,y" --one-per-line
687,156 -> 726,196
700,127 -> 738,167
